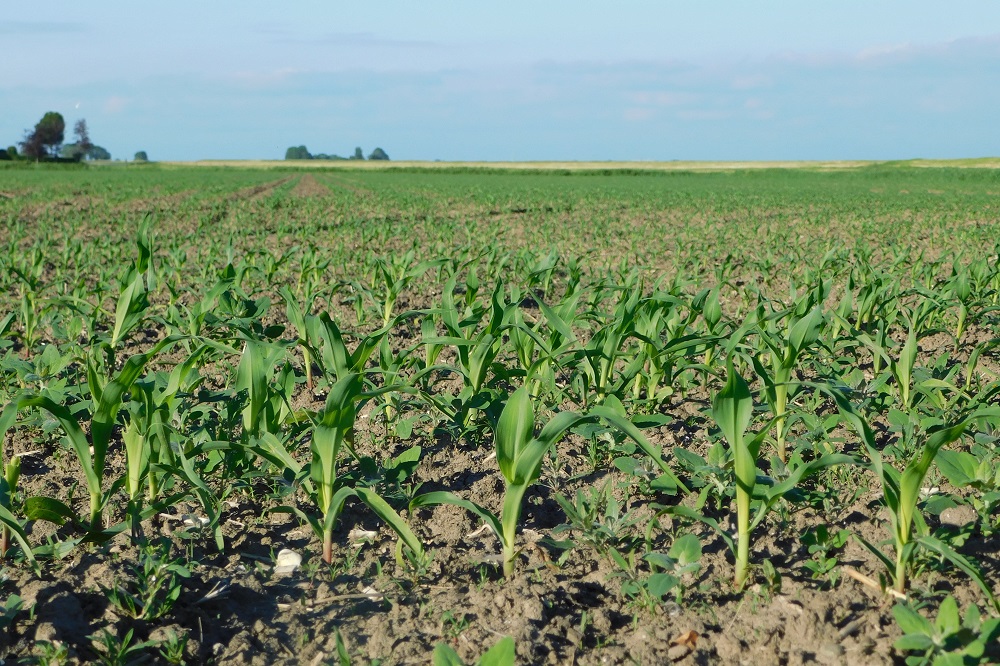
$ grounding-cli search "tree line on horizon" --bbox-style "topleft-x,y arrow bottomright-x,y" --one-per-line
1,111 -> 148,163
284,145 -> 389,161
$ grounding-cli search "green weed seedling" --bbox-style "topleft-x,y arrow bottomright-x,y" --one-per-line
88,627 -> 154,666
0,592 -> 26,639
619,533 -> 703,609
102,540 -> 190,620
433,635 -> 515,666
935,443 -> 1000,536
31,639 -> 70,666
800,525 -> 850,585
156,629 -> 189,665
672,441 -> 732,512
893,595 -> 1000,666
553,483 -> 642,558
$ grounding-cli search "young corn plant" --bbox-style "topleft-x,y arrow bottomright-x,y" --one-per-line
4,337 -> 178,533
411,386 -> 592,577
509,289 -> 582,400
705,360 -> 852,588
412,387 -> 687,577
0,451 -> 32,562
108,218 -> 156,354
305,311 -> 389,385
276,373 -> 425,566
420,279 -> 517,430
121,346 -> 208,541
279,285 -> 317,388
573,280 -> 645,407
834,390 -> 999,608
751,302 -> 824,462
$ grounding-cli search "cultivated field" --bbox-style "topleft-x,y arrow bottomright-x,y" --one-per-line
0,164 -> 999,664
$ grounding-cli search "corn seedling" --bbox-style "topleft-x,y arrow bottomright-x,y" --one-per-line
698,360 -> 852,588
834,390 -> 999,608
412,386 -> 591,577
751,302 -> 824,462
0,452 -> 32,562
4,336 -> 178,532
276,373 -> 425,566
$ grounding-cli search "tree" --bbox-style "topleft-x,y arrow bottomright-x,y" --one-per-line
60,144 -> 83,159
0,148 -> 9,161
19,111 -> 66,159
73,119 -> 93,160
284,145 -> 311,160
6,146 -> 17,160
350,147 -> 364,160
134,151 -> 148,162
88,145 -> 111,160
367,147 -> 390,161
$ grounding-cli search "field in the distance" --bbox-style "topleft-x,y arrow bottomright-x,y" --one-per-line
0,164 -> 999,665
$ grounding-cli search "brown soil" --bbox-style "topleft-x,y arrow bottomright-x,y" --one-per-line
289,175 -> 331,198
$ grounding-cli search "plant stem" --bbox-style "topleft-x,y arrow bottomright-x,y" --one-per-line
734,485 -> 750,588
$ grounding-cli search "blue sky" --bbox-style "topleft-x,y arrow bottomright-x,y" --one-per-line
3,2 -> 1000,161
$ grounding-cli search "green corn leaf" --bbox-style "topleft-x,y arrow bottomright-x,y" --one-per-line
480,636 -> 516,666
322,486 -> 358,535
496,387 -> 534,482
711,358 -> 756,587
15,395 -> 98,502
787,306 -> 824,358
590,406 -> 688,495
251,433 -> 313,495
896,421 -> 967,540
410,491 -> 503,542
23,496 -> 79,526
122,420 -> 148,500
172,447 -> 225,551
0,503 -> 34,562
111,269 -> 149,347
535,296 -> 578,344
270,505 -> 324,545
751,454 -> 856,530
916,535 -> 999,612
235,339 -> 270,437
432,643 -> 463,666
354,487 -> 424,562
712,359 -> 754,453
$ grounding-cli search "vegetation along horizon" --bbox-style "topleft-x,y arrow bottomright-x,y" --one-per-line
0,162 -> 999,664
